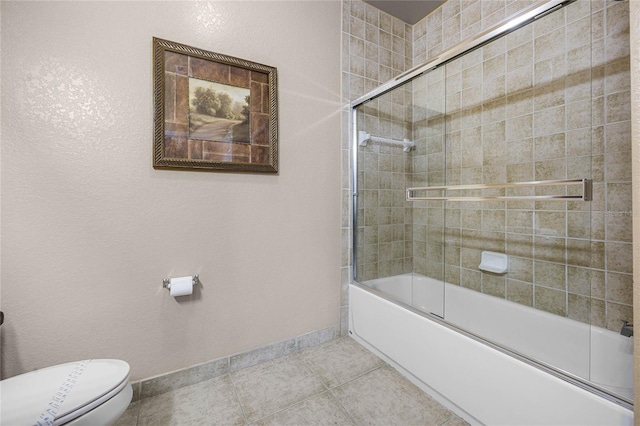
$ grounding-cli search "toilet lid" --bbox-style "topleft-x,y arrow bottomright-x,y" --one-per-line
0,359 -> 130,425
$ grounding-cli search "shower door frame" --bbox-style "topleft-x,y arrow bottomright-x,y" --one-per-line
349,0 -> 633,409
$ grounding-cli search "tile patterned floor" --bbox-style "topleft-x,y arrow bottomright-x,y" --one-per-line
115,337 -> 469,426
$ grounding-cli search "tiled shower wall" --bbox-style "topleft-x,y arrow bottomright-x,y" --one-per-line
342,0 -> 632,333
341,0 -> 413,331
411,0 -> 632,332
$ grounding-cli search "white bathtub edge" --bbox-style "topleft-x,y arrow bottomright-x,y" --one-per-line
349,330 -> 483,426
349,284 -> 634,426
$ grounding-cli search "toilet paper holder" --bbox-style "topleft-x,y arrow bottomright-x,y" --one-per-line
162,274 -> 199,290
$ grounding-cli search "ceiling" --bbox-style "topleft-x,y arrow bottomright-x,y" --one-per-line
363,0 -> 446,25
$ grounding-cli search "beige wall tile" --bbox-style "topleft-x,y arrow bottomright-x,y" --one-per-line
535,158 -> 566,180
567,266 -> 590,296
567,211 -> 590,239
606,91 -> 631,123
483,273 -> 506,298
606,272 -> 633,304
534,106 -> 566,137
534,80 -> 565,111
507,41 -> 533,72
535,285 -> 567,316
534,236 -> 566,262
605,120 -> 631,153
535,261 -> 566,290
607,182 -> 632,211
534,53 -> 566,86
506,279 -> 534,306
567,293 -> 591,323
566,238 -> 591,267
606,301 -> 633,331
461,247 -> 481,269
507,233 -> 533,258
536,211 -> 566,237
533,6 -> 565,36
606,241 -> 633,274
606,212 -> 633,243
506,114 -> 533,141
567,100 -> 592,130
534,133 -> 565,161
461,268 -> 482,291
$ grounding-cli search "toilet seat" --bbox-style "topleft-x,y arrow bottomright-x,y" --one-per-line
1,359 -> 131,425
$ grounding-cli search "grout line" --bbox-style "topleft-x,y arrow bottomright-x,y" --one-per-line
297,348 -> 332,393
438,413 -> 454,426
227,372 -> 250,425
326,388 -> 360,426
327,363 -> 387,392
320,365 -> 391,425
133,399 -> 141,426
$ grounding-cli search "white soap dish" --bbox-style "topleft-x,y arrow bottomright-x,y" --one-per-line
479,251 -> 508,274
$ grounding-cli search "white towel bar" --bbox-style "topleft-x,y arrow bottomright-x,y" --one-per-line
358,131 -> 414,152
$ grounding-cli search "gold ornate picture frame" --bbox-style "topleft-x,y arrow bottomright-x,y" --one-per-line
153,37 -> 278,173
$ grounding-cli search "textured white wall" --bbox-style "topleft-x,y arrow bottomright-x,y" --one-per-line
1,1 -> 342,381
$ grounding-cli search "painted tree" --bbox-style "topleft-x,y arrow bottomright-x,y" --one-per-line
191,87 -> 221,116
216,92 -> 234,120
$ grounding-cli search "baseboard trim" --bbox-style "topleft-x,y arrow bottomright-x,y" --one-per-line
130,325 -> 340,401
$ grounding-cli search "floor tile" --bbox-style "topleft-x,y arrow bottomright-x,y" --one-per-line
121,337 -> 464,426
136,375 -> 244,425
113,400 -> 139,426
252,392 -> 355,426
299,337 -> 385,388
442,414 -> 471,426
231,353 -> 326,423
331,366 -> 455,426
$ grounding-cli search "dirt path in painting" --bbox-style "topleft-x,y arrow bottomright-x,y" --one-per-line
190,118 -> 242,142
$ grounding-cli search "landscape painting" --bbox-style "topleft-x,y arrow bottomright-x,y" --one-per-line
153,37 -> 278,172
188,78 -> 251,143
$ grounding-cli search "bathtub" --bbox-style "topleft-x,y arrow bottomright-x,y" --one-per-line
349,273 -> 633,425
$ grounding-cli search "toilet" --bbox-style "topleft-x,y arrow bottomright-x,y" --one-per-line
1,359 -> 132,425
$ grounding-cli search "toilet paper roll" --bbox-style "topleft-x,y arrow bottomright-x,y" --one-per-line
169,276 -> 193,297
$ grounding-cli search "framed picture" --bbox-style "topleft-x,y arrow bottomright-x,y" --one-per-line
153,37 -> 278,173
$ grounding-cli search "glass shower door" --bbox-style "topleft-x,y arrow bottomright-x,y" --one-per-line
352,0 -> 632,404
434,0 -> 631,404
439,0 -> 595,380
353,71 -> 447,320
